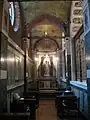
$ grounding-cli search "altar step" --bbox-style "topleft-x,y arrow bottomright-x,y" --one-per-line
39,90 -> 57,99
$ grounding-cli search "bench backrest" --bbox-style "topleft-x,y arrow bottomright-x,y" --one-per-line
0,113 -> 30,120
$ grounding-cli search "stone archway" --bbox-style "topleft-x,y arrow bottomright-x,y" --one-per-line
27,14 -> 66,32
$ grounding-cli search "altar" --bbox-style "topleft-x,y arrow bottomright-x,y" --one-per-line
37,77 -> 58,90
36,54 -> 58,90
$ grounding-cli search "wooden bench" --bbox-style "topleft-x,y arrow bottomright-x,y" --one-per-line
62,96 -> 79,118
23,91 -> 39,108
0,113 -> 30,120
10,98 -> 36,120
55,95 -> 79,118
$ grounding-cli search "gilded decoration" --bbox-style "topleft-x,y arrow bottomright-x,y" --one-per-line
22,1 -> 71,52
22,1 -> 71,23
74,1 -> 82,7
73,18 -> 83,24
73,9 -> 82,15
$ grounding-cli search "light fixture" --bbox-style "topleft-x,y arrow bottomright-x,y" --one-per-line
1,57 -> 5,62
45,31 -> 47,36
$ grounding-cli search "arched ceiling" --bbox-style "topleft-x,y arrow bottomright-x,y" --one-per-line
31,24 -> 62,37
35,38 -> 58,52
22,1 -> 71,24
31,24 -> 62,51
22,1 -> 71,52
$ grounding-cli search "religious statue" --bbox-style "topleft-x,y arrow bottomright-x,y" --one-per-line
44,61 -> 50,76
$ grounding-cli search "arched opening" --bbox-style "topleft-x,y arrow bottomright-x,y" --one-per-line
27,14 -> 66,33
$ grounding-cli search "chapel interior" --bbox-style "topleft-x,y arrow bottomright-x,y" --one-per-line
0,0 -> 89,120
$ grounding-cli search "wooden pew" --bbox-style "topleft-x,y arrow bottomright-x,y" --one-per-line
55,95 -> 79,118
0,113 -> 30,120
10,98 -> 36,120
23,91 -> 39,108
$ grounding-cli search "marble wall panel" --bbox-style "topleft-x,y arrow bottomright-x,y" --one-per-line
1,32 -> 7,53
0,0 -> 3,30
80,90 -> 84,111
0,32 -> 7,112
84,92 -> 88,117
0,79 -> 7,112
7,85 -> 24,112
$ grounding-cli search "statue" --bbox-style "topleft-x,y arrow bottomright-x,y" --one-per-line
44,61 -> 50,76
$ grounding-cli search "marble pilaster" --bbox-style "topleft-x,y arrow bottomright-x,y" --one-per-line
70,38 -> 76,81
62,50 -> 66,81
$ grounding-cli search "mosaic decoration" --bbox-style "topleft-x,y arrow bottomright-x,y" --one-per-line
75,1 -> 82,7
22,1 -> 71,52
22,1 -> 71,23
35,39 -> 58,52
73,9 -> 82,15
70,1 -> 83,37
72,26 -> 80,32
73,18 -> 83,24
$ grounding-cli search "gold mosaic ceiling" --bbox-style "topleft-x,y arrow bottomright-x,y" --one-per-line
32,24 -> 62,37
22,1 -> 71,52
22,1 -> 71,23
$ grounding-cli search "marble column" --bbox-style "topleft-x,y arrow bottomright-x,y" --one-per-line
24,38 -> 28,93
65,40 -> 71,89
59,50 -> 63,79
70,38 -> 76,81
62,50 -> 66,81
58,50 -> 62,83
56,51 -> 60,84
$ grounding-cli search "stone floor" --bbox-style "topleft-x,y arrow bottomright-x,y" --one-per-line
36,100 -> 57,120
36,100 -> 86,120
